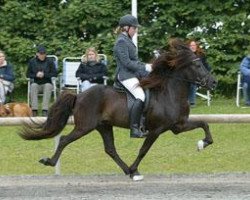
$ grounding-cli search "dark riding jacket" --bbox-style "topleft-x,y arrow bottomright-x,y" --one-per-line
240,56 -> 250,84
113,33 -> 148,81
27,56 -> 57,85
0,62 -> 15,82
75,61 -> 107,84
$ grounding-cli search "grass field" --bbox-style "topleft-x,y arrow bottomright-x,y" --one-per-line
0,97 -> 250,175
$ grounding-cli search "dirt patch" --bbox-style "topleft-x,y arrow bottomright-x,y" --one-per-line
1,173 -> 250,200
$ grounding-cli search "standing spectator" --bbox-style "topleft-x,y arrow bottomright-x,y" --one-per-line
240,55 -> 250,106
26,45 -> 57,116
113,14 -> 152,138
75,47 -> 107,92
0,50 -> 15,104
187,39 -> 211,107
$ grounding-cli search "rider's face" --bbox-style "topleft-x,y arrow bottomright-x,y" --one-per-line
128,26 -> 138,38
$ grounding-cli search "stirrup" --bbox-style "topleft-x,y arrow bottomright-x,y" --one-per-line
130,129 -> 147,138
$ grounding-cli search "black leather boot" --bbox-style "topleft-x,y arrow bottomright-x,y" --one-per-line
130,99 -> 147,138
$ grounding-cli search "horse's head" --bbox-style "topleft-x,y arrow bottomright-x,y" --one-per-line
141,38 -> 217,90
187,57 -> 217,90
166,38 -> 217,90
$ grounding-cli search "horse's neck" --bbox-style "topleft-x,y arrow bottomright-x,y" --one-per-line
163,79 -> 190,102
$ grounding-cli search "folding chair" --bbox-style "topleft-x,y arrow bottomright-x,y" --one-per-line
60,57 -> 81,93
27,55 -> 58,105
196,89 -> 211,106
236,71 -> 243,107
76,54 -> 109,94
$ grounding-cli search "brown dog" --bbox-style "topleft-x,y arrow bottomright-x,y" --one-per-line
0,103 -> 32,117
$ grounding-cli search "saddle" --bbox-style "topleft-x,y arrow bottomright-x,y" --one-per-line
113,80 -> 150,133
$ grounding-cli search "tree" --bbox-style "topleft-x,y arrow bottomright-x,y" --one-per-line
0,0 -> 250,96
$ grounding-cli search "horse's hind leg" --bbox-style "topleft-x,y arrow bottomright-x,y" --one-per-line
172,120 -> 213,150
39,127 -> 92,166
97,124 -> 130,175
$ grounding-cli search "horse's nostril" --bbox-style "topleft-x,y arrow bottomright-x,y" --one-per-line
212,80 -> 217,89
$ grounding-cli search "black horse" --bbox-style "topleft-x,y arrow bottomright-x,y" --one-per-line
19,39 -> 217,181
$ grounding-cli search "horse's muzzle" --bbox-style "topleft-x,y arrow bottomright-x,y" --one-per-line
197,75 -> 217,90
206,76 -> 217,90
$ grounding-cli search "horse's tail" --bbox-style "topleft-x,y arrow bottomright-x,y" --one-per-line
18,91 -> 76,140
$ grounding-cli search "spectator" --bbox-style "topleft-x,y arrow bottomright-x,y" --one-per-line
240,55 -> 250,106
26,45 -> 57,116
75,47 -> 107,92
113,14 -> 152,138
187,39 -> 211,107
0,50 -> 15,104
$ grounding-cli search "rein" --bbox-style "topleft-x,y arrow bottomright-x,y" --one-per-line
163,58 -> 210,86
165,74 -> 197,84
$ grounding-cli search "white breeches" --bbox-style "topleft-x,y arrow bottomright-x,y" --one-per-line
121,77 -> 145,102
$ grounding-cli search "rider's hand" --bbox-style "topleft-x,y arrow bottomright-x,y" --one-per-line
145,64 -> 152,72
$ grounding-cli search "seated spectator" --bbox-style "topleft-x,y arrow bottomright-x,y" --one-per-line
75,47 -> 107,92
0,50 -> 15,104
240,55 -> 250,106
186,39 -> 211,107
26,45 -> 57,116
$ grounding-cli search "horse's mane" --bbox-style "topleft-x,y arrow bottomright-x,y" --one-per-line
140,38 -> 194,89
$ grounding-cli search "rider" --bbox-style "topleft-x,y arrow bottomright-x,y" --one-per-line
113,14 -> 152,138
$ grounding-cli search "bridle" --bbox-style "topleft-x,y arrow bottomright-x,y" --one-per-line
164,58 -> 211,86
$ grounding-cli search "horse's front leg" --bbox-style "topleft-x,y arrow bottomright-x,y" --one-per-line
129,133 -> 160,181
171,120 -> 213,150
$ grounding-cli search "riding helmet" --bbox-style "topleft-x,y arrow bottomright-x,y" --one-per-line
119,14 -> 140,27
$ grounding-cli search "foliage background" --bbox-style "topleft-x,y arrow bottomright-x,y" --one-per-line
0,0 -> 250,96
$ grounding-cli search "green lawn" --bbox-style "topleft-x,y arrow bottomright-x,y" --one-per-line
190,96 -> 250,114
0,97 -> 250,175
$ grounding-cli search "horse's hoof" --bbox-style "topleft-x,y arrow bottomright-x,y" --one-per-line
197,140 -> 204,151
39,157 -> 52,166
132,174 -> 144,181
130,172 -> 144,181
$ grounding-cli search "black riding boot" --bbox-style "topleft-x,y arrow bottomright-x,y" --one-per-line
130,99 -> 147,138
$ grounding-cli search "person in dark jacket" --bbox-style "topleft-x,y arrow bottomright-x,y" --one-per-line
0,50 -> 15,104
75,47 -> 107,92
113,14 -> 152,138
187,39 -> 211,107
240,55 -> 250,106
26,45 -> 57,116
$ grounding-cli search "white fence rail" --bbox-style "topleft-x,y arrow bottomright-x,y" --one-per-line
1,114 -> 250,126
1,114 -> 250,175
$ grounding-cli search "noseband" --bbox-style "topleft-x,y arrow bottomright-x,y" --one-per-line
192,58 -> 210,86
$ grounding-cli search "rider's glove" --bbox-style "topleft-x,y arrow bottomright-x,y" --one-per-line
145,64 -> 152,72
